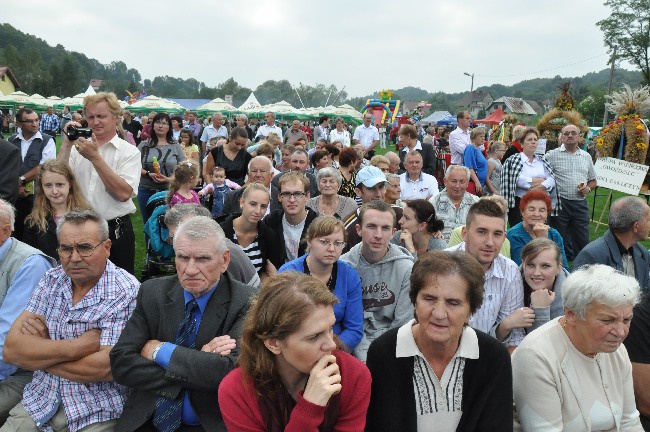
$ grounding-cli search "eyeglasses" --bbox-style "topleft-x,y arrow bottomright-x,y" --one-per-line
57,241 -> 105,259
279,191 -> 306,199
316,238 -> 346,249
563,131 -> 579,136
155,121 -> 169,125
19,119 -> 39,124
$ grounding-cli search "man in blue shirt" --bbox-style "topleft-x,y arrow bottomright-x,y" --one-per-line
111,216 -> 257,431
0,199 -> 56,423
39,107 -> 60,138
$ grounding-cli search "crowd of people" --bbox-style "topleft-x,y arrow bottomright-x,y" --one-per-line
1,95 -> 650,431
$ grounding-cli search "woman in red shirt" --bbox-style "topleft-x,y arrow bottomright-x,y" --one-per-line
218,272 -> 371,432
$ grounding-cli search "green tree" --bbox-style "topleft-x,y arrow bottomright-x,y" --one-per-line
597,0 -> 650,84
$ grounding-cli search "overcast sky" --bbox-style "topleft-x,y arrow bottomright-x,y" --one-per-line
3,0 -> 618,98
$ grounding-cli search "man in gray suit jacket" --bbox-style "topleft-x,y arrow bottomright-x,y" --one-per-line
573,196 -> 650,293
110,216 -> 256,432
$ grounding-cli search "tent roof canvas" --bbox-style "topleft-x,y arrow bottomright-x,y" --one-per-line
475,107 -> 505,125
239,92 -> 261,111
418,111 -> 452,124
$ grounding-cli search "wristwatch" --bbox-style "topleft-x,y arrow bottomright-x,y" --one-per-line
19,175 -> 26,185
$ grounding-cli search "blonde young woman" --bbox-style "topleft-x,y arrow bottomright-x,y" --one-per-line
24,160 -> 92,259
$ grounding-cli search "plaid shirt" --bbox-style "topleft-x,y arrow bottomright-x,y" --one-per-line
430,189 -> 479,240
500,154 -> 561,216
21,261 -> 139,432
39,113 -> 60,133
543,145 -> 596,201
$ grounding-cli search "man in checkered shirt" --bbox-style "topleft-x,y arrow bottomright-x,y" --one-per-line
543,124 -> 596,260
1,209 -> 139,432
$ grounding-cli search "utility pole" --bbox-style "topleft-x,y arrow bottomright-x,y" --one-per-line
602,46 -> 617,127
464,72 -> 475,116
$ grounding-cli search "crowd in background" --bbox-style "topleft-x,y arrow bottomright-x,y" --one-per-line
1,95 -> 650,431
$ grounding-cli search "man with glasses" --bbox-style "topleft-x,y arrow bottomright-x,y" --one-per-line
8,108 -> 57,241
449,111 -> 472,165
200,113 -> 229,155
221,156 -> 281,217
353,113 -> 380,158
59,92 -> 141,275
544,124 -> 596,260
0,199 -> 55,424
264,172 -> 318,262
2,209 -> 139,432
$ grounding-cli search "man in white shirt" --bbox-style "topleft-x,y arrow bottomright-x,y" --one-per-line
353,113 -> 380,158
399,151 -> 438,201
446,199 -> 526,351
254,111 -> 283,142
200,113 -> 229,155
58,92 -> 141,275
449,111 -> 471,165
7,108 -> 56,240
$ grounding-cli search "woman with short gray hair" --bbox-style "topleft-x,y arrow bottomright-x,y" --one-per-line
307,167 -> 358,219
513,264 -> 643,431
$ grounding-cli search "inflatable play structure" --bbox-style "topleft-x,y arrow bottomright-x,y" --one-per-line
361,89 -> 401,126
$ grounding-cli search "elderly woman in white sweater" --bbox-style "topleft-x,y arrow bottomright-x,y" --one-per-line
513,264 -> 643,431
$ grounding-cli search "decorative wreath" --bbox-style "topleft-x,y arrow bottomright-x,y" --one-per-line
537,82 -> 588,144
594,84 -> 650,165
491,114 -> 519,142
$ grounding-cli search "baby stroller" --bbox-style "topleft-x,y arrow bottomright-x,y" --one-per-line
141,191 -> 176,281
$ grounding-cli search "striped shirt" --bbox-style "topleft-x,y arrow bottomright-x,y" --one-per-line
543,145 -> 596,201
233,233 -> 263,272
446,243 -> 525,346
396,320 -> 479,431
21,261 -> 139,432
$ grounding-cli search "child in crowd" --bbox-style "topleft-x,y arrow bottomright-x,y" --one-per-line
167,161 -> 201,207
179,129 -> 199,164
486,141 -> 506,195
198,166 -> 241,217
23,159 -> 92,260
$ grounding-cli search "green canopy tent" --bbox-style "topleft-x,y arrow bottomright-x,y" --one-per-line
193,98 -> 241,117
126,95 -> 185,115
0,91 -> 48,112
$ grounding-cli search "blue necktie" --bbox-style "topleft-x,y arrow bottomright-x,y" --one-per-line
153,299 -> 198,432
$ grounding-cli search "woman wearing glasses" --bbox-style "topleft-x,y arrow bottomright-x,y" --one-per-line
220,183 -> 285,282
137,112 -> 186,221
278,216 -> 364,352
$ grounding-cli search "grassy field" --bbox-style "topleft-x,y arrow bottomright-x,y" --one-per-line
49,137 -> 648,279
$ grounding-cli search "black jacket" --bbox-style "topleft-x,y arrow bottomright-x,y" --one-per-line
263,207 -> 319,260
399,142 -> 437,176
220,214 -> 286,270
365,326 -> 513,432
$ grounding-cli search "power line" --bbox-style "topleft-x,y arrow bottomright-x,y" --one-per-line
476,53 -> 609,78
